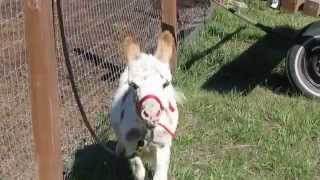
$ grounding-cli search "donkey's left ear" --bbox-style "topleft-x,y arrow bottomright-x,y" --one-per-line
123,36 -> 140,64
155,31 -> 174,64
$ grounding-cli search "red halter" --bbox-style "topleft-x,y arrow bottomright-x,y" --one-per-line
135,94 -> 176,139
158,122 -> 176,139
136,94 -> 164,113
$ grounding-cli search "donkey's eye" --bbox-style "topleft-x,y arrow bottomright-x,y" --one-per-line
163,81 -> 170,88
129,82 -> 139,90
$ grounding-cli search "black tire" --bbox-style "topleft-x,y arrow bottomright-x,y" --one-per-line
297,21 -> 320,38
286,34 -> 320,98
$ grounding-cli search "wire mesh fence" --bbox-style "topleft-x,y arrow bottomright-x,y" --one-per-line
177,0 -> 213,44
0,0 -> 36,179
53,0 -> 163,175
0,0 -> 212,179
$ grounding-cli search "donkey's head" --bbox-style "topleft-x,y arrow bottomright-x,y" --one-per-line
123,31 -> 175,128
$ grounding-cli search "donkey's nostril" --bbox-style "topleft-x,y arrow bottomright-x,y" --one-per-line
143,111 -> 149,118
156,110 -> 161,117
139,98 -> 162,120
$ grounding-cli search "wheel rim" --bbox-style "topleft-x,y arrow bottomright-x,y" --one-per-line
301,41 -> 320,89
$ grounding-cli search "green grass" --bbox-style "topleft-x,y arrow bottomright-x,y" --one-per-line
69,2 -> 320,179
172,2 -> 320,180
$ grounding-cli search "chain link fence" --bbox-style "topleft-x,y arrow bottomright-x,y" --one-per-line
0,0 -> 36,179
53,0 -> 162,174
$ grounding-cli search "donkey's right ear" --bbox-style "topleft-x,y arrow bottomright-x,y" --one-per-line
154,31 -> 174,64
123,37 -> 140,63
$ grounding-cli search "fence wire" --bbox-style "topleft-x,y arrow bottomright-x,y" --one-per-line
177,0 -> 213,45
53,0 -> 162,175
0,0 -> 212,179
0,0 -> 36,179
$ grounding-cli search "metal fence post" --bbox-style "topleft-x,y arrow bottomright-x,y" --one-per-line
24,0 -> 63,180
161,0 -> 177,73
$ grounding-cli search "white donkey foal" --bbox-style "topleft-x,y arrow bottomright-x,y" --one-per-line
110,31 -> 179,180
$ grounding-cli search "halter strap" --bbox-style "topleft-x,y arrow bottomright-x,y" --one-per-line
157,122 -> 176,139
135,94 -> 177,139
136,94 -> 164,112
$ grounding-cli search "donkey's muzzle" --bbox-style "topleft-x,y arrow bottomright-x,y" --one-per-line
136,95 -> 163,127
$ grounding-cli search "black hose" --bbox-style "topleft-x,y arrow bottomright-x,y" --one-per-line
212,0 -> 292,40
56,0 -> 115,155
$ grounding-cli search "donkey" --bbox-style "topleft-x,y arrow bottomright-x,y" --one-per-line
110,31 -> 179,180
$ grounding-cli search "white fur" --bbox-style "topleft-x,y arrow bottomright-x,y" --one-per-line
110,53 -> 179,180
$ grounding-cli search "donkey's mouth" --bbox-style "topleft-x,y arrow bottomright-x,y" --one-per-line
145,120 -> 157,129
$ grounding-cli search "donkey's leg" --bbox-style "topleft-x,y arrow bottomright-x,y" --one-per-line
122,140 -> 146,180
153,145 -> 171,180
130,156 -> 146,180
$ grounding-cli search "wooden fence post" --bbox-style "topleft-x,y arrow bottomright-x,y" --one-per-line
161,0 -> 178,73
24,0 -> 63,180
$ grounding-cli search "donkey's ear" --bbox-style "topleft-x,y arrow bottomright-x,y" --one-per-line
155,31 -> 174,64
123,37 -> 140,63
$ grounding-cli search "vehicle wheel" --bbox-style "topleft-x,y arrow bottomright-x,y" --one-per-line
286,35 -> 320,98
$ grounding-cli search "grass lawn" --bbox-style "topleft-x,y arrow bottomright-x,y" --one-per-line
173,1 -> 320,179
69,1 -> 320,179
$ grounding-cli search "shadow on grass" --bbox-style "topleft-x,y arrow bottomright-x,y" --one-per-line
202,26 -> 299,95
65,141 -> 135,180
181,26 -> 247,71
